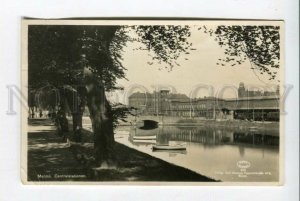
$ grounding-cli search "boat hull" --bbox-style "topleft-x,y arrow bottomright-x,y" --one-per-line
132,139 -> 156,144
133,136 -> 157,140
152,145 -> 186,151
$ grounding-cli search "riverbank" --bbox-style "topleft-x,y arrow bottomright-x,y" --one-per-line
83,115 -> 279,132
118,118 -> 279,134
192,119 -> 279,132
27,119 -> 216,182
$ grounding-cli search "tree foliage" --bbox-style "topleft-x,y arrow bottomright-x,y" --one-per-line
29,24 -> 281,110
28,25 -> 192,132
212,25 -> 280,80
135,25 -> 191,69
29,25 -> 192,90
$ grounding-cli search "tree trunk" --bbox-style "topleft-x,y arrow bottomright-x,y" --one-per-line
80,27 -> 119,167
86,83 -> 115,167
63,86 -> 86,143
56,90 -> 69,140
72,113 -> 83,142
56,105 -> 69,139
30,107 -> 35,118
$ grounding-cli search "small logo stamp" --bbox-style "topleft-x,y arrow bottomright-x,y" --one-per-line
237,160 -> 251,169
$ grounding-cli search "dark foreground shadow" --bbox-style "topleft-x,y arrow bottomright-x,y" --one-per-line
27,119 -> 216,182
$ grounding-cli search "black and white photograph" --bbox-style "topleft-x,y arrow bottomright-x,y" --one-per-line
22,19 -> 284,184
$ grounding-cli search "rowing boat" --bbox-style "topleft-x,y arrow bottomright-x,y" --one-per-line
152,144 -> 186,151
132,139 -> 156,144
133,135 -> 157,140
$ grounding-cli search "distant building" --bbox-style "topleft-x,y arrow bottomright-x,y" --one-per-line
238,82 -> 279,98
128,90 -> 189,115
169,97 -> 226,119
128,84 -> 280,121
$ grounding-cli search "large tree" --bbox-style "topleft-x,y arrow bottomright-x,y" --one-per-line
28,25 -> 191,166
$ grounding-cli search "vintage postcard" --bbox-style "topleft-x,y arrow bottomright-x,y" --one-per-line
21,19 -> 284,185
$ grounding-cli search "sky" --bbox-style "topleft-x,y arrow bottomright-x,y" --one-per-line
113,26 -> 280,104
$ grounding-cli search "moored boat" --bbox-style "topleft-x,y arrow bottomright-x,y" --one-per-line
132,139 -> 156,144
249,126 -> 258,132
152,144 -> 186,151
133,135 -> 157,140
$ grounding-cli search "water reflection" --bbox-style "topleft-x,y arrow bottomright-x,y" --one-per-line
129,126 -> 279,149
116,125 -> 279,182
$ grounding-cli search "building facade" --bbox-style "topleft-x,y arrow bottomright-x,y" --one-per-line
128,85 -> 280,121
238,82 -> 280,98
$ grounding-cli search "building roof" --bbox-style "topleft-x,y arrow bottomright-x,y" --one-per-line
128,92 -> 153,99
129,91 -> 189,101
226,95 -> 279,101
168,94 -> 189,101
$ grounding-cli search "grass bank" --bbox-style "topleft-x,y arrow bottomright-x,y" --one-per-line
27,119 -> 216,182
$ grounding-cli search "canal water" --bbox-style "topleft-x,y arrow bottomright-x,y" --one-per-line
115,125 -> 279,182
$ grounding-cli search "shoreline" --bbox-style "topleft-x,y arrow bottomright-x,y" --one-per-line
82,116 -> 279,130
118,119 -> 279,133
27,119 -> 216,182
